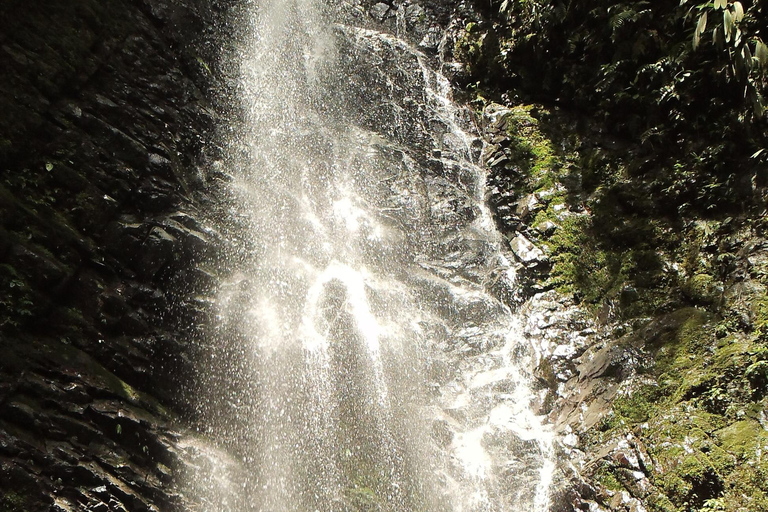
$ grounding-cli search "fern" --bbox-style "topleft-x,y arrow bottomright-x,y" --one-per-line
610,9 -> 637,32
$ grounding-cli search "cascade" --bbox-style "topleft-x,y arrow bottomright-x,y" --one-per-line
187,1 -> 554,510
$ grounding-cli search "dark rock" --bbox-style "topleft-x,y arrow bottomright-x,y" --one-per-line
137,226 -> 177,278
8,243 -> 68,288
3,401 -> 38,430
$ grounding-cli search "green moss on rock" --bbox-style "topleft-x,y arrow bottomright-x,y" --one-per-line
0,491 -> 29,512
587,304 -> 768,510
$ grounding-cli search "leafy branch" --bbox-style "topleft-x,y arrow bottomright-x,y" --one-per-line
688,0 -> 767,117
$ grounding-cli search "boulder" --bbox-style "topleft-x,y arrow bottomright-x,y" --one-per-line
509,233 -> 547,266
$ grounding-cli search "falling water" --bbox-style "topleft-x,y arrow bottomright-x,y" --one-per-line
188,1 -> 554,510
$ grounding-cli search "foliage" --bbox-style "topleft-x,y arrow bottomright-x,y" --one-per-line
0,492 -> 28,512
587,307 -> 768,510
687,0 -> 768,117
459,3 -> 768,510
0,264 -> 36,329
459,0 -> 768,212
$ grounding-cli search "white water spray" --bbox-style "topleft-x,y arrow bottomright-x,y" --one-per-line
189,1 -> 554,511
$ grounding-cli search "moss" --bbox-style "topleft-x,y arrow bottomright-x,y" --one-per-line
32,338 -> 171,418
543,214 -> 594,297
615,385 -> 667,424
501,105 -> 565,192
643,410 -> 728,508
646,492 -> 681,512
544,214 -> 662,312
595,465 -> 625,492
682,274 -> 720,306
538,202 -> 678,316
0,491 -> 28,512
454,23 -> 501,82
345,485 -> 383,511
754,296 -> 768,339
585,303 -> 768,510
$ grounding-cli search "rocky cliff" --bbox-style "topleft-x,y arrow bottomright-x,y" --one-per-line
0,0 -> 233,509
440,2 -> 768,510
2,0 -> 767,511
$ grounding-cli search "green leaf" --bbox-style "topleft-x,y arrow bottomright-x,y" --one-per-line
733,1 -> 744,22
750,148 -> 766,159
715,0 -> 727,9
724,10 -> 734,43
45,163 -> 53,171
694,11 -> 707,49
756,40 -> 768,70
743,42 -> 753,69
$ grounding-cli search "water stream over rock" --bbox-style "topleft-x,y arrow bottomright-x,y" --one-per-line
188,1 -> 554,510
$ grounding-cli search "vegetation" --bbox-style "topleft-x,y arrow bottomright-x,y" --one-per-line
453,2 -> 768,510
459,0 -> 767,213
588,307 -> 768,511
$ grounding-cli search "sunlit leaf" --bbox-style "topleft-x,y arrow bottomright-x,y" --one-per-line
743,43 -> 752,71
696,11 -> 708,35
751,148 -> 766,159
694,11 -> 707,49
724,10 -> 734,43
756,40 -> 768,70
733,1 -> 744,22
714,25 -> 726,50
748,87 -> 766,117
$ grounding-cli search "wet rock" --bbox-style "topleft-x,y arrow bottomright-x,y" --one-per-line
509,233 -> 547,266
138,227 -> 177,278
723,279 -> 767,328
0,0 -> 230,506
3,401 -> 38,430
160,217 -> 215,262
370,2 -> 392,21
535,220 -> 558,236
516,193 -> 543,220
8,243 -> 68,288
431,419 -> 454,447
419,25 -> 443,52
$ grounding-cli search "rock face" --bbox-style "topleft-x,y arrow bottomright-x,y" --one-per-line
0,0 -> 233,509
468,99 -> 768,512
3,0 -> 765,511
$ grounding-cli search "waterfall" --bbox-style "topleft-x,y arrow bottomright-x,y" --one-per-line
187,1 -> 554,510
